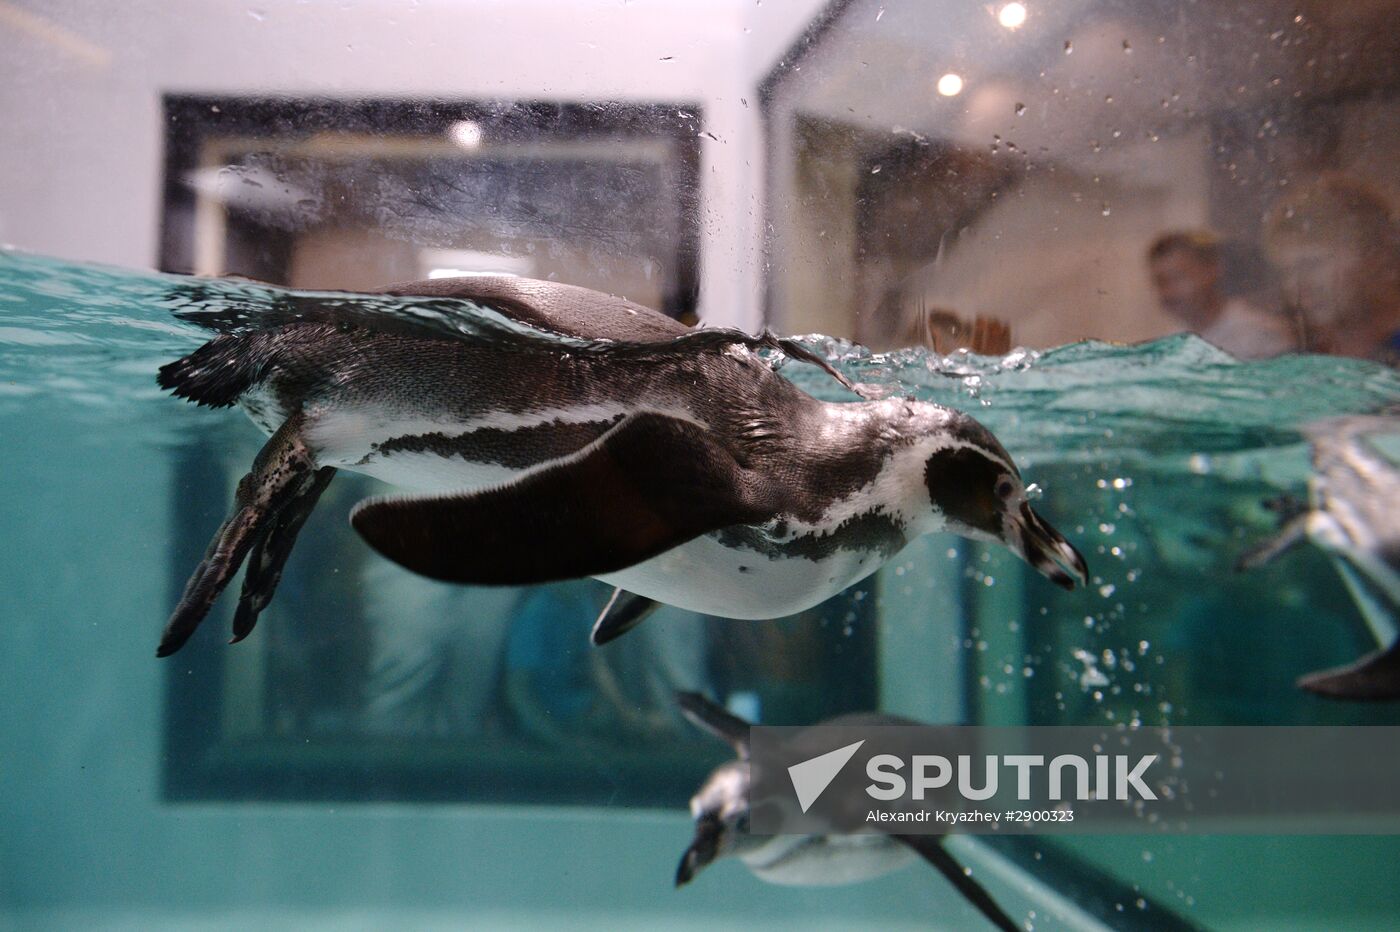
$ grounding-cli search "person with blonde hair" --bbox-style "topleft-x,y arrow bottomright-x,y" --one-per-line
1263,173 -> 1400,364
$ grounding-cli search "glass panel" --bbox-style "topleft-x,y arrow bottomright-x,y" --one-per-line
3,0 -> 1400,929
764,1 -> 1400,927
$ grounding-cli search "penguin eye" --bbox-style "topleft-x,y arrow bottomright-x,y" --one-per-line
995,477 -> 1015,500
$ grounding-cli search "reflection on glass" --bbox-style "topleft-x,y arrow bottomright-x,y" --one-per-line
3,0 -> 1400,929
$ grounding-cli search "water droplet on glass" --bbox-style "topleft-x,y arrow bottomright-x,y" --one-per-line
247,8 -> 267,21
1122,39 -> 1132,53
1101,203 -> 1111,216
1064,40 -> 1073,54
1015,102 -> 1026,116
876,6 -> 884,21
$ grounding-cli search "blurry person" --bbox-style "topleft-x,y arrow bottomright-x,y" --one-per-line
1147,231 -> 1296,359
902,306 -> 1013,355
1263,173 -> 1400,364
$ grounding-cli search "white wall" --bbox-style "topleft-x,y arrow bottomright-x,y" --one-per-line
0,0 -> 828,332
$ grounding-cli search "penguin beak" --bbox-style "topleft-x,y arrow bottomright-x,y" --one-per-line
675,816 -> 723,887
1012,504 -> 1088,590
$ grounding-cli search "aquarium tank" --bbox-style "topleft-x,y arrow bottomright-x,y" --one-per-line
4,0 -> 1400,929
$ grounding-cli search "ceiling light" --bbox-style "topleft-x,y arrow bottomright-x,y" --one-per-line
449,120 -> 483,150
998,3 -> 1027,29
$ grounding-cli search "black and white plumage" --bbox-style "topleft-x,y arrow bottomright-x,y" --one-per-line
672,693 -> 1020,932
1239,413 -> 1400,699
155,275 -> 1086,657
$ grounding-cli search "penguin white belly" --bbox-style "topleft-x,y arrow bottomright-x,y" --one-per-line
740,834 -> 915,886
600,533 -> 887,620
299,405 -> 600,490
343,449 -> 519,492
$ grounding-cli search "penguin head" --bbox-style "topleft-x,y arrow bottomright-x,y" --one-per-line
920,410 -> 1089,590
676,759 -> 753,886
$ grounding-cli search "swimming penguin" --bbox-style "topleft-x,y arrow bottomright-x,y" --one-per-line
1238,413 -> 1400,699
673,692 -> 1020,931
155,275 -> 1087,656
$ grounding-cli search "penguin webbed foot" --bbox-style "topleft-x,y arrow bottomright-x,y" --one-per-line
158,496 -> 266,657
229,465 -> 336,644
158,416 -> 327,657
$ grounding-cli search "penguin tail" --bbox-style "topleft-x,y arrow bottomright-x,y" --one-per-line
157,331 -> 277,408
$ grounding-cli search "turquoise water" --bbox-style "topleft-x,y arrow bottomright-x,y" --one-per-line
4,247 -> 1400,930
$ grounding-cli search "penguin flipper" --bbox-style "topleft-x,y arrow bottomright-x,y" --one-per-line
676,691 -> 752,757
158,415 -> 321,657
890,835 -> 1020,932
230,466 -> 337,643
591,589 -> 661,645
1235,514 -> 1309,572
1298,639 -> 1400,700
351,412 -> 782,587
